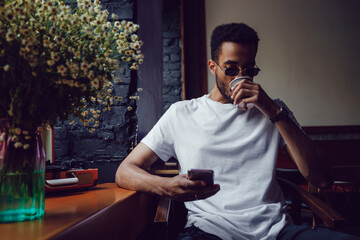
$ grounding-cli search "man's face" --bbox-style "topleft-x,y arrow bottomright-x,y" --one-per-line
213,42 -> 257,103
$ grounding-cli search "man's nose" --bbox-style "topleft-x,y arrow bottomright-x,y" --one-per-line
235,68 -> 245,78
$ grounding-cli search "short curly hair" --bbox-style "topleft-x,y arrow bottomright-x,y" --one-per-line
211,23 -> 259,61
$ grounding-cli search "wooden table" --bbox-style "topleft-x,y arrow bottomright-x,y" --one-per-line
0,183 -> 157,240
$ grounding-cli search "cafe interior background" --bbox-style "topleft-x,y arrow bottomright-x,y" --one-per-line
48,0 -> 360,184
1,0 -> 359,236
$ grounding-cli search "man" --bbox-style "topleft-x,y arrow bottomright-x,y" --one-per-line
116,23 -> 358,240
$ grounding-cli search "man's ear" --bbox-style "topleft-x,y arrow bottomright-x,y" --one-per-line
208,60 -> 216,76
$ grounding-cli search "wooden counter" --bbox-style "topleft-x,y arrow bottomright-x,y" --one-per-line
0,183 -> 157,240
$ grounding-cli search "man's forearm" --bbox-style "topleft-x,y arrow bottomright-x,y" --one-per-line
115,161 -> 168,197
275,117 -> 333,188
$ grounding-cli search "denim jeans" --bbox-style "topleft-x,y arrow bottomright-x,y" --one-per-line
277,224 -> 360,240
178,224 -> 360,240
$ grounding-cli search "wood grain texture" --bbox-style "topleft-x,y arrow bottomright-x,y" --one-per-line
0,183 -> 156,240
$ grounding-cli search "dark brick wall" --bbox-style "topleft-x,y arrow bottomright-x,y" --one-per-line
54,0 -> 182,183
163,0 -> 182,111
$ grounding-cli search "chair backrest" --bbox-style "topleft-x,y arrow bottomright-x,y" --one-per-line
276,126 -> 360,169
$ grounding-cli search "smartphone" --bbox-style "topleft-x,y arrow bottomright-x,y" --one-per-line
187,169 -> 214,186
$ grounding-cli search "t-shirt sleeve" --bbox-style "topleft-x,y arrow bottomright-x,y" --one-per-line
273,99 -> 303,149
141,104 -> 177,162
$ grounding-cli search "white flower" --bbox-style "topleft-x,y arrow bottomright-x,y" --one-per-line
11,136 -> 19,142
131,34 -> 138,42
43,39 -> 50,48
6,30 -> 15,42
51,52 -> 60,61
57,65 -> 67,74
129,96 -> 140,100
50,7 -> 57,14
14,142 -> 23,148
14,128 -> 22,135
3,65 -> 10,71
50,15 -> 56,22
0,133 -> 5,142
49,42 -> 55,49
49,26 -> 56,36
54,36 -> 64,44
47,60 -> 55,66
114,96 -> 122,101
71,19 -> 78,25
81,62 -> 89,70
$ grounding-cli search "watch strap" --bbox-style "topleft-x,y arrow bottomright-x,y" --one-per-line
270,106 -> 289,123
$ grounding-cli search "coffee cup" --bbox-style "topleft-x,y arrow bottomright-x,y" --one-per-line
229,76 -> 254,110
229,76 -> 252,89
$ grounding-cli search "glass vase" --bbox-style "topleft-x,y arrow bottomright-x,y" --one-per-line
0,121 -> 46,223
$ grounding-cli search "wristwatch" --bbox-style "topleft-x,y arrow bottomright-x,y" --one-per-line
269,106 -> 289,123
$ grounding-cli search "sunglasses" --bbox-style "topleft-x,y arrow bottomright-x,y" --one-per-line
215,61 -> 261,77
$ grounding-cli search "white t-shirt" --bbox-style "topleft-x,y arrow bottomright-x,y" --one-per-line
142,94 -> 298,240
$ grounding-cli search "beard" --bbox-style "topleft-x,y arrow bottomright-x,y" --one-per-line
215,74 -> 233,104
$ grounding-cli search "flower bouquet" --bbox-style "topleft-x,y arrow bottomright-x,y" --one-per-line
0,0 -> 143,222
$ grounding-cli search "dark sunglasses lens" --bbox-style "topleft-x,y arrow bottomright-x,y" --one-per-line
245,68 -> 260,76
225,68 -> 240,76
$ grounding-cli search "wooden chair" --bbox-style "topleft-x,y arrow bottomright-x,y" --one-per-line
151,168 -> 346,240
309,166 -> 360,236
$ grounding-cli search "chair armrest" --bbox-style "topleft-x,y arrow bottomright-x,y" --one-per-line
277,177 -> 346,229
151,168 -> 179,240
150,169 -> 178,225
149,169 -> 179,177
154,197 -> 172,224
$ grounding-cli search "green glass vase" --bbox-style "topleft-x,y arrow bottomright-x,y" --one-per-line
0,121 -> 46,223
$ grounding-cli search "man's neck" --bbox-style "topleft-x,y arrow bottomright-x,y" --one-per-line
209,87 -> 229,104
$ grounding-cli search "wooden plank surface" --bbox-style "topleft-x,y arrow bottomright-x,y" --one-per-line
0,183 -> 154,240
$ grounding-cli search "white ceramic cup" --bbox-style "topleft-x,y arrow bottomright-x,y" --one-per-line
229,76 -> 254,110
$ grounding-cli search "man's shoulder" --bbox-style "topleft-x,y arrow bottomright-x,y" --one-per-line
273,98 -> 293,112
272,98 -> 284,106
169,95 -> 207,112
273,98 -> 292,111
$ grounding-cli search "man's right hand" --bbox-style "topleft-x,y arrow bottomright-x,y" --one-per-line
162,174 -> 221,202
116,143 -> 220,202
